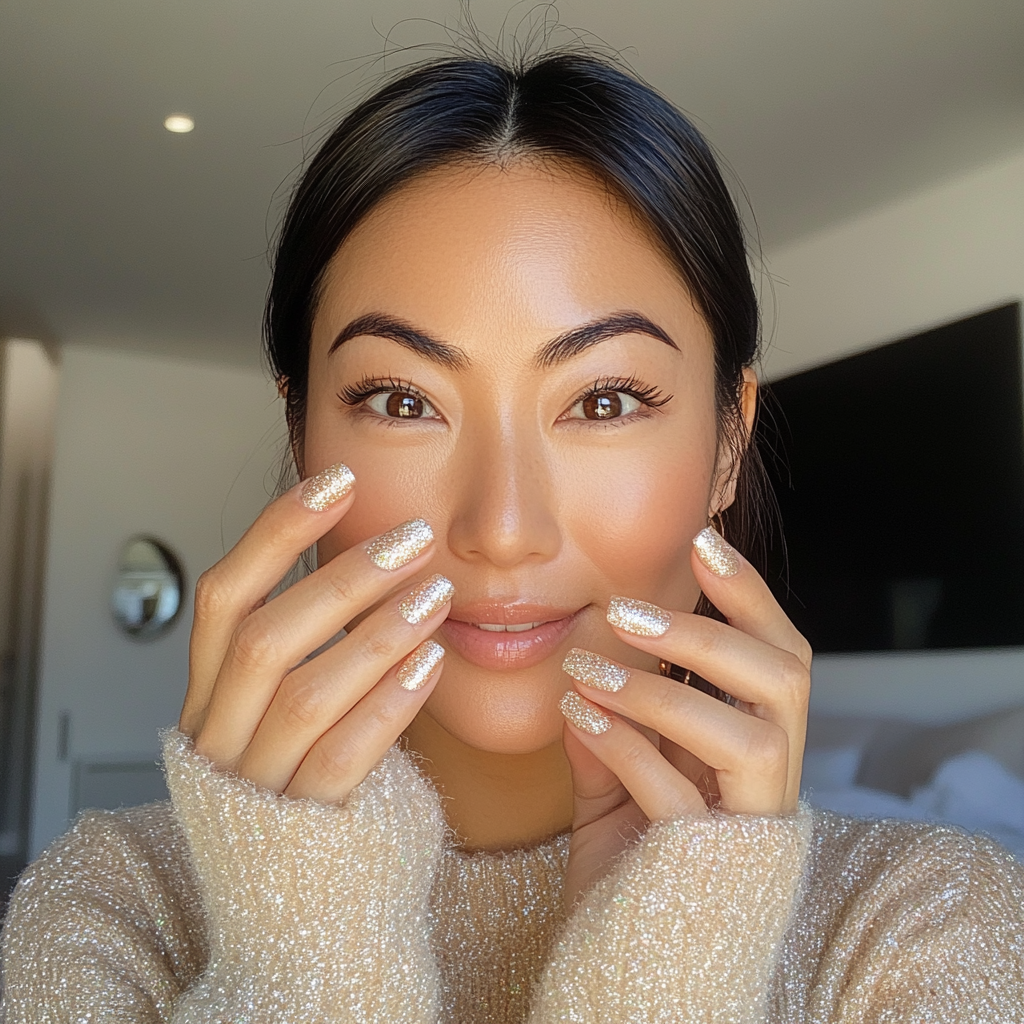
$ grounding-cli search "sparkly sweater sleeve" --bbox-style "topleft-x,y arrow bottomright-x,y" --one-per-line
1,729 -> 447,1023
528,805 -> 814,1023
802,823 -> 1024,1022
159,728 -> 447,1023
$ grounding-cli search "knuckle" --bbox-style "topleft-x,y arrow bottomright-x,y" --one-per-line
743,722 -> 789,771
776,653 -> 811,708
310,737 -> 355,786
361,629 -> 397,663
651,681 -> 683,723
274,675 -> 328,732
230,614 -> 283,672
322,570 -> 358,607
193,568 -> 229,619
687,618 -> 723,660
365,698 -> 403,735
793,634 -> 814,670
618,735 -> 652,777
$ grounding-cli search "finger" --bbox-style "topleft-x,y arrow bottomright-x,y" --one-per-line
659,738 -> 720,808
606,609 -> 809,725
196,518 -> 436,760
233,575 -> 453,788
559,691 -> 707,821
566,655 -> 791,815
604,590 -> 808,810
285,641 -> 445,802
182,463 -> 357,732
561,721 -> 630,831
690,527 -> 812,667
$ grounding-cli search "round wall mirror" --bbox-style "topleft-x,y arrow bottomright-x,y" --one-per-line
111,537 -> 184,639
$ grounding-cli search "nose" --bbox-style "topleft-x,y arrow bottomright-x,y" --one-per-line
446,418 -> 561,568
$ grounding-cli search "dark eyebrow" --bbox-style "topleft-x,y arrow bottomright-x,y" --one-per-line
535,311 -> 679,367
328,312 -> 469,369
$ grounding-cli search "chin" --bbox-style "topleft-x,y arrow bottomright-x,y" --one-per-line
420,657 -> 568,754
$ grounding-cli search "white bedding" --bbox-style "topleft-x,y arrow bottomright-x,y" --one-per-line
802,749 -> 1024,860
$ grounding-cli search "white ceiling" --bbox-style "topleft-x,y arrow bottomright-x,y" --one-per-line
3,0 -> 1024,367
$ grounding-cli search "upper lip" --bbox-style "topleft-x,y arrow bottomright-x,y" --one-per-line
447,602 -> 584,626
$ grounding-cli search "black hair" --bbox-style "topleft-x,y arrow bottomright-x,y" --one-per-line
265,49 -> 772,699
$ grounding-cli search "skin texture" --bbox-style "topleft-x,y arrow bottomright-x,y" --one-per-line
180,158 -> 810,899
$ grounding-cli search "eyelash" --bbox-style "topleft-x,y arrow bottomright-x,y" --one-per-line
570,376 -> 672,416
337,374 -> 672,421
339,375 -> 427,408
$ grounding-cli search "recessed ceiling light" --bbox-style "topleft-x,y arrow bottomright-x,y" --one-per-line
164,114 -> 195,134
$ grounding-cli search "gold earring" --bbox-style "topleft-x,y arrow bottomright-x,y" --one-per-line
659,659 -> 692,685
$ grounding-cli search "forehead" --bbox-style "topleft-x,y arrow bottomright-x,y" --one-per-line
314,158 -> 708,358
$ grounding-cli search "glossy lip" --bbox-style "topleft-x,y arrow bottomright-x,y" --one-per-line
440,603 -> 584,671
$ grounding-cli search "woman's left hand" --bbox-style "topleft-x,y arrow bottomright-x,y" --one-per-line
560,528 -> 812,909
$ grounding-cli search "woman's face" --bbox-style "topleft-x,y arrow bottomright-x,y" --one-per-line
304,159 -> 737,755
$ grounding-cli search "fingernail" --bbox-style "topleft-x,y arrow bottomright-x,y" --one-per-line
367,518 -> 433,571
399,574 -> 455,624
398,639 -> 445,691
300,462 -> 355,511
693,526 -> 740,577
607,596 -> 671,637
563,648 -> 629,692
559,691 -> 612,735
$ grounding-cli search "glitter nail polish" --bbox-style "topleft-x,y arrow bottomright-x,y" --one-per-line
398,574 -> 455,625
367,518 -> 433,571
300,462 -> 355,511
693,526 -> 740,577
562,648 -> 629,692
559,690 -> 613,735
607,596 -> 671,637
398,639 -> 445,691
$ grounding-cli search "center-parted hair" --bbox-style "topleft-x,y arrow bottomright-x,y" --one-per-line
265,50 -> 773,696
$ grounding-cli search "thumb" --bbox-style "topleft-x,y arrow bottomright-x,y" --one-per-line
562,722 -> 633,830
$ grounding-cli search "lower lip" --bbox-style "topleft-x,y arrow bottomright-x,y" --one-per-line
439,612 -> 580,671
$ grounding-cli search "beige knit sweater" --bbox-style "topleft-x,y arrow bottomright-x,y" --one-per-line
1,728 -> 1022,1022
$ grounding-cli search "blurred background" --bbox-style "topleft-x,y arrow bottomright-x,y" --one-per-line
2,0 -> 1023,909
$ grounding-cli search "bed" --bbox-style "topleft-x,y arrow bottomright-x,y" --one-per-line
801,705 -> 1024,859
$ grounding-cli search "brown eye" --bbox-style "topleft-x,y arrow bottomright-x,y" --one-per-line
386,392 -> 423,418
568,390 -> 643,421
366,389 -> 439,420
582,392 -> 622,419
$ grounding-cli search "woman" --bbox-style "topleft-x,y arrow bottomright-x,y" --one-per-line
2,49 -> 1022,1023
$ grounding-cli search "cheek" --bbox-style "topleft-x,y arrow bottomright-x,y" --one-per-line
563,431 -> 716,605
303,414 -> 454,570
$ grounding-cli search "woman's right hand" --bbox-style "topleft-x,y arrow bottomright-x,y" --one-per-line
178,461 -> 453,803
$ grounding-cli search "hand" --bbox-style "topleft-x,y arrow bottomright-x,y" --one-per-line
559,528 -> 811,908
179,461 -> 454,802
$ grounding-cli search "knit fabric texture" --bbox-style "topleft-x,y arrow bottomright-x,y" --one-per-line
2,727 -> 1022,1022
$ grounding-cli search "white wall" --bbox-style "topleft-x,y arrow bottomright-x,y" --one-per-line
762,145 -> 1024,723
30,346 -> 284,856
0,340 -> 59,861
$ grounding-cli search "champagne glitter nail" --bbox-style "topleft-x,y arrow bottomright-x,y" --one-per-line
607,596 -> 671,637
367,518 -> 433,571
300,462 -> 355,511
562,648 -> 629,692
398,639 -> 445,691
399,574 -> 455,625
559,690 -> 613,735
693,526 -> 740,577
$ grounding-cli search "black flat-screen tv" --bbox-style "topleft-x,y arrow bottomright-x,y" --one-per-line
762,302 -> 1024,653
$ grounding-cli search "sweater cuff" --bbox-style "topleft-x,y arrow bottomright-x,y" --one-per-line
530,804 -> 813,1024
161,728 -> 446,1022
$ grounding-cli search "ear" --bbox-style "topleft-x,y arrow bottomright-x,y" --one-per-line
710,367 -> 758,516
277,376 -> 306,480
